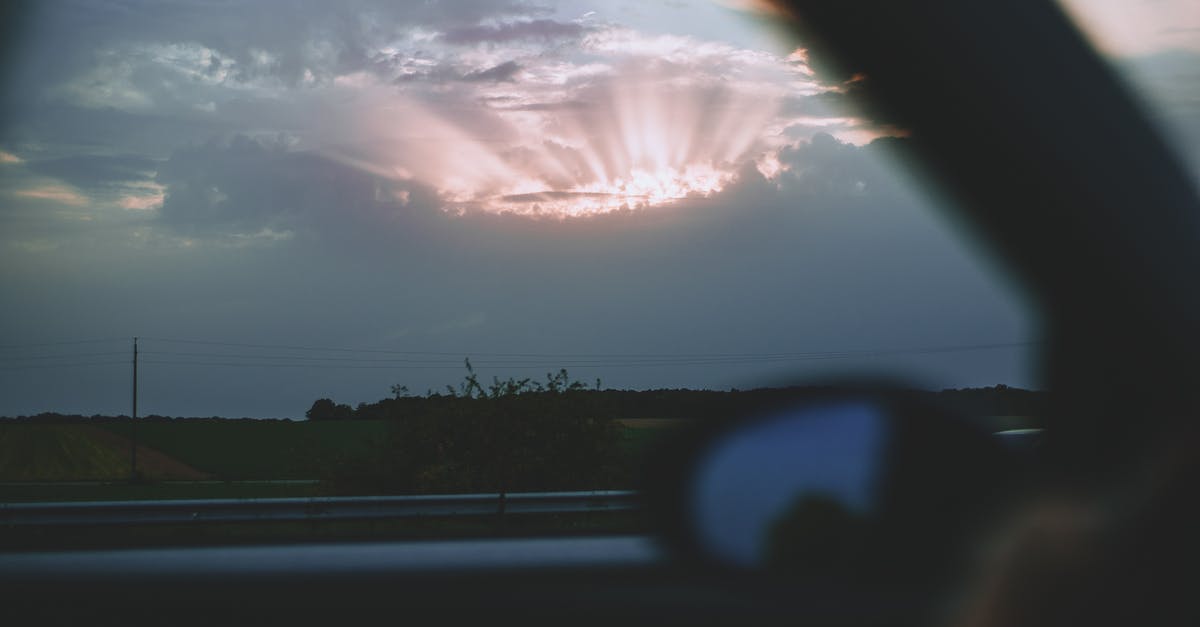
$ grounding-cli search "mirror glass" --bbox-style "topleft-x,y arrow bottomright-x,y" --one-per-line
690,401 -> 888,569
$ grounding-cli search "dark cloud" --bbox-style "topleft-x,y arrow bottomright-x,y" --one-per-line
499,190 -> 628,202
779,91 -> 855,117
440,19 -> 586,45
154,134 -> 436,237
1,0 -> 550,105
487,100 -> 589,111
394,59 -> 524,84
25,154 -> 158,192
461,60 -> 523,83
774,132 -> 878,195
1,104 -> 227,159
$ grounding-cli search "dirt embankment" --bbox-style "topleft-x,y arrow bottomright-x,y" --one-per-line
78,425 -> 212,480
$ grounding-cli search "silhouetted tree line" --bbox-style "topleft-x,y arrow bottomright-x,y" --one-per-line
0,413 -> 288,423
0,384 -> 1045,425
305,399 -> 353,421
323,363 -> 624,494
310,376 -> 1045,494
307,383 -> 1045,425
933,384 -> 1044,418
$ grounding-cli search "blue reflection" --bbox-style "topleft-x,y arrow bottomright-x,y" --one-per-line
691,401 -> 886,567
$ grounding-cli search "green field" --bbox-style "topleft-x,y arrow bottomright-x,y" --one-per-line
99,419 -> 390,480
97,419 -> 672,482
618,418 -> 682,456
0,424 -> 132,481
1,412 -> 1031,509
0,418 -> 677,503
0,480 -> 323,502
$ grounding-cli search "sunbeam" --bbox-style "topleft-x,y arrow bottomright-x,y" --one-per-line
338,65 -> 788,217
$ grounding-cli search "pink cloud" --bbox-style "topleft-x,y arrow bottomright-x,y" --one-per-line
14,184 -> 88,206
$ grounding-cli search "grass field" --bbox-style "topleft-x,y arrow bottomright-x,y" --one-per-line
0,418 -> 680,502
618,418 -> 683,457
99,419 -> 389,480
0,480 -> 323,502
0,423 -> 133,481
98,419 -> 675,482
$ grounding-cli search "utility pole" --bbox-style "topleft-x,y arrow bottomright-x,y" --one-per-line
131,336 -> 138,482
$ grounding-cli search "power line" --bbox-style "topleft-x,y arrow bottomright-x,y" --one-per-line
138,336 -> 1040,361
141,336 -> 493,357
0,338 -> 126,351
144,341 -> 1035,363
137,342 -> 1032,370
0,360 -> 128,370
140,350 -> 471,364
0,338 -> 1039,372
140,359 -> 472,370
0,351 -> 129,362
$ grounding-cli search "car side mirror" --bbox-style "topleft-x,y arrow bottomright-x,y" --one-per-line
643,387 -> 1025,588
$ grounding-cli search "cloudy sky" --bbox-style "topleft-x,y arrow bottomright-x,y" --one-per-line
0,0 -> 1195,418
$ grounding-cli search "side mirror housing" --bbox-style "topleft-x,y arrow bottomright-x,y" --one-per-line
644,386 -> 1024,589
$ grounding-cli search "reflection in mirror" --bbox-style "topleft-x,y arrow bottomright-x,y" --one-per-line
690,402 -> 887,569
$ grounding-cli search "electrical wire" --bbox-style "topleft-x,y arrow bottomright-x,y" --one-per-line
0,338 -> 127,351
138,336 -> 1039,361
0,360 -> 128,371
0,351 -> 130,362
0,337 -> 1039,372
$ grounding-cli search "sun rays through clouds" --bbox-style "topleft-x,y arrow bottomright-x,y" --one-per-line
321,19 -> 870,217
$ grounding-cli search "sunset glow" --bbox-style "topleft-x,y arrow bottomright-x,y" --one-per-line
290,7 -> 878,220
337,65 -> 792,217
490,163 -> 734,215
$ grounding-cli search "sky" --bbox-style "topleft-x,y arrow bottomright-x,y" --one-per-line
0,0 -> 1195,418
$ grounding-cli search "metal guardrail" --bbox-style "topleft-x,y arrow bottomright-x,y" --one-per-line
0,490 -> 640,527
